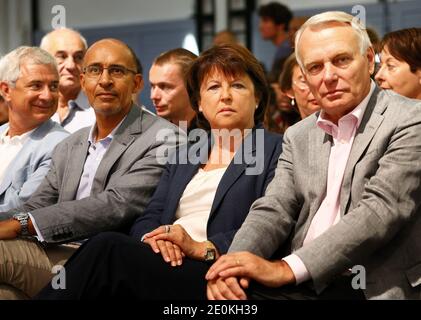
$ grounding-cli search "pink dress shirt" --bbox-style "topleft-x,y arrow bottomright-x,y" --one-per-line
283,82 -> 376,284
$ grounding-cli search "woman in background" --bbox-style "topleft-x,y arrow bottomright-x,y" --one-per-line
279,53 -> 320,119
375,28 -> 421,99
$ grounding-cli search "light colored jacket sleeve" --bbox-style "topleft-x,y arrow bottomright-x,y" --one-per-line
0,123 -> 69,213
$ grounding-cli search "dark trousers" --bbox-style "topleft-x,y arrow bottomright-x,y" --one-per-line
35,232 -> 209,300
248,275 -> 366,300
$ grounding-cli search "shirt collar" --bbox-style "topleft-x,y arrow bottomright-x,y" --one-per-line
69,91 -> 90,111
87,115 -> 127,145
0,127 -> 35,144
316,80 -> 376,136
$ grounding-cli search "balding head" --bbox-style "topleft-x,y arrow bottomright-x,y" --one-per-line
40,28 -> 87,98
81,38 -> 143,120
40,28 -> 87,52
84,39 -> 138,72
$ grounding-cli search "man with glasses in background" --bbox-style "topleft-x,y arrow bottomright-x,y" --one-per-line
0,38 -> 182,299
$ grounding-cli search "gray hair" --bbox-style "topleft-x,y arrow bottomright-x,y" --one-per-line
40,28 -> 88,51
0,46 -> 58,87
294,11 -> 372,69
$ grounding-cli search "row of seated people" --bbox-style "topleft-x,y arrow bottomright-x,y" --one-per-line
0,11 -> 421,300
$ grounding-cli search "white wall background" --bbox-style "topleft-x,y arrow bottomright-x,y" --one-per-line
0,0 -> 32,55
260,0 -> 377,10
0,0 -> 417,55
36,0 -> 413,31
37,0 -> 195,30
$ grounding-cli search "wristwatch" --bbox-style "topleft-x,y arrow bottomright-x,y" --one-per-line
204,241 -> 217,263
12,212 -> 30,237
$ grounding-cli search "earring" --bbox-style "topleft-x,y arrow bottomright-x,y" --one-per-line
199,106 -> 203,112
255,105 -> 259,109
291,98 -> 295,106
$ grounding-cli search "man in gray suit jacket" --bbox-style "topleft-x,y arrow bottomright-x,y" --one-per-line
0,46 -> 69,212
0,39 -> 182,299
206,12 -> 421,300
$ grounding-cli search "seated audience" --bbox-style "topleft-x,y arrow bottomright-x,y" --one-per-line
375,28 -> 421,99
205,11 -> 421,300
36,43 -> 283,300
0,47 -> 69,212
279,53 -> 320,119
0,39 -> 181,299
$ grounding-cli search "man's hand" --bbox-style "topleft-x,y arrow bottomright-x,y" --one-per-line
205,252 -> 296,300
0,219 -> 21,240
207,276 -> 249,300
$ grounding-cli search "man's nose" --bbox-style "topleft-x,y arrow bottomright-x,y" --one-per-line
150,87 -> 160,100
323,63 -> 338,83
98,69 -> 113,86
63,56 -> 76,70
39,86 -> 54,101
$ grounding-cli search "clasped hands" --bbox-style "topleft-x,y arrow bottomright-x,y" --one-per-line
205,252 -> 296,300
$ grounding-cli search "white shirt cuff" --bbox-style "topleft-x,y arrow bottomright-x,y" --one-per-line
28,212 -> 45,242
282,254 -> 311,285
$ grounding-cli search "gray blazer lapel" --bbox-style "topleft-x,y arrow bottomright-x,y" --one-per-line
340,88 -> 386,215
91,105 -> 143,193
62,138 -> 90,200
301,123 -> 331,241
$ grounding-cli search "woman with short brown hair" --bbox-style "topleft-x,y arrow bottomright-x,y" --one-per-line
375,28 -> 421,99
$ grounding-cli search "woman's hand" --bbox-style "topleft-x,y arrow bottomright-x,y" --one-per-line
143,224 -> 210,265
143,225 -> 185,266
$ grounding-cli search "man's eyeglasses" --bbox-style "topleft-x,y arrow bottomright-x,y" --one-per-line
84,64 -> 137,79
293,77 -> 310,90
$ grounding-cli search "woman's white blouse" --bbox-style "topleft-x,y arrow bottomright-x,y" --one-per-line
173,167 -> 227,242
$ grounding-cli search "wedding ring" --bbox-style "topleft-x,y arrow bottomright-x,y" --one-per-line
165,225 -> 171,233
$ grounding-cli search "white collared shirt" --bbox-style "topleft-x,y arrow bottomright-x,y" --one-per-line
0,128 -> 34,183
51,92 -> 96,133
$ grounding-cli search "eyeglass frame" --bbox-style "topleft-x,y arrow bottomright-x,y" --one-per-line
83,64 -> 138,79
